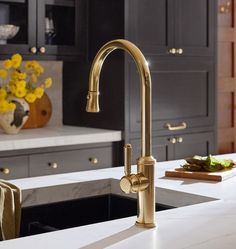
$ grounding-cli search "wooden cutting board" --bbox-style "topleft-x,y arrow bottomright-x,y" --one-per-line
23,93 -> 52,129
165,167 -> 236,181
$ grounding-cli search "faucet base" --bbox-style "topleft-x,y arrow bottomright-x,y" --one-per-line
135,221 -> 156,228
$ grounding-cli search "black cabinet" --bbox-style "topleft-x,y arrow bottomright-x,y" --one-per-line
0,0 -> 85,59
128,57 -> 215,135
130,132 -> 215,163
127,0 -> 216,56
64,0 -> 217,161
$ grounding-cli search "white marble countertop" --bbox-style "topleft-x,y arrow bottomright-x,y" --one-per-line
2,153 -> 236,248
0,125 -> 122,151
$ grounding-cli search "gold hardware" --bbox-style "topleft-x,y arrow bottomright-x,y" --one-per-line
219,1 -> 231,13
0,168 -> 10,175
39,47 -> 46,53
86,39 -> 157,228
120,144 -> 149,194
176,48 -> 183,54
165,122 -> 187,131
169,137 -> 177,144
89,157 -> 98,164
48,162 -> 58,169
177,137 -> 183,143
30,47 -> 37,54
169,48 -> 176,54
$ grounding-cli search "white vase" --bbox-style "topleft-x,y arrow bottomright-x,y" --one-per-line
0,98 -> 29,134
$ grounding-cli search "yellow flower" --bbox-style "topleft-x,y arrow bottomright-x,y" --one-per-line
11,70 -> 19,80
0,100 -> 8,112
18,72 -> 27,80
34,87 -> 44,98
15,80 -> 26,89
9,84 -> 16,94
0,69 -> 8,78
15,88 -> 26,98
11,53 -> 22,69
44,77 -> 52,88
25,93 -> 37,103
3,60 -> 12,70
0,88 -> 7,100
25,61 -> 33,70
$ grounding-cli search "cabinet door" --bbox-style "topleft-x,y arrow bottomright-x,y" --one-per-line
174,0 -> 216,56
0,0 -> 36,56
173,132 -> 215,159
126,0 -> 174,56
128,58 -> 215,134
37,0 -> 84,57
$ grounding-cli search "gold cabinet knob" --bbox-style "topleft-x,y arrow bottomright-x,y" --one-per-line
0,168 -> 10,175
48,162 -> 58,169
169,138 -> 177,144
177,137 -> 183,143
177,48 -> 183,54
39,47 -> 46,54
169,48 -> 177,54
30,47 -> 37,54
89,157 -> 98,164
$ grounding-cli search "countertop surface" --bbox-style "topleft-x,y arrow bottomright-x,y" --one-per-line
2,153 -> 236,248
0,125 -> 122,151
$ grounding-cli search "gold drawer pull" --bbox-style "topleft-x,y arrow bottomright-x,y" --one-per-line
169,138 -> 177,144
0,168 -> 10,175
89,157 -> 98,164
165,122 -> 187,131
177,137 -> 183,143
48,162 -> 58,169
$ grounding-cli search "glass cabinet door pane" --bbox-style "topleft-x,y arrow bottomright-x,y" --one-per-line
45,1 -> 75,46
0,1 -> 28,45
0,0 -> 36,55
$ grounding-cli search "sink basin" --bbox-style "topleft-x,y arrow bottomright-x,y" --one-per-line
20,194 -> 174,237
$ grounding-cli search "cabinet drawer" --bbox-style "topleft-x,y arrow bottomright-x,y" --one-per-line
129,131 -> 215,163
29,146 -> 113,176
0,156 -> 28,180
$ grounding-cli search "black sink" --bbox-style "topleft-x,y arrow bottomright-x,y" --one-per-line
20,194 -> 174,237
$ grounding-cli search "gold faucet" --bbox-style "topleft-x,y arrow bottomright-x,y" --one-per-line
86,39 -> 156,228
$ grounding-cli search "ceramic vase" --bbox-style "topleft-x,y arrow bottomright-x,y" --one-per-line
0,98 -> 29,134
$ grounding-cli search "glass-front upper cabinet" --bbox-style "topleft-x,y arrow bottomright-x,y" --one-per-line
0,0 -> 85,59
0,0 -> 36,55
37,0 -> 83,57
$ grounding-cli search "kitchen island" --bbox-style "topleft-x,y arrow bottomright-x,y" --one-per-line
2,153 -> 236,248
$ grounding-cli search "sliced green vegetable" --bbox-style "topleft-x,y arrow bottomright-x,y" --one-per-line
181,155 -> 235,172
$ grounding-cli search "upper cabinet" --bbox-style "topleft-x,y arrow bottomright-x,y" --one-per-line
127,0 -> 216,56
0,0 -> 86,60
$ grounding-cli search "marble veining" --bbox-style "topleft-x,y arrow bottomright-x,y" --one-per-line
5,153 -> 236,248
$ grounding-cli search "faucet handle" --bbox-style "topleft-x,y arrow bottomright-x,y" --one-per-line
124,144 -> 132,176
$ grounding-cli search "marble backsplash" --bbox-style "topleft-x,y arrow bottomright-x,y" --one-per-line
0,60 -> 63,127
39,61 -> 63,127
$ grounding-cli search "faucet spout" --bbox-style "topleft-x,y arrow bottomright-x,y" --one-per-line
86,39 -> 156,228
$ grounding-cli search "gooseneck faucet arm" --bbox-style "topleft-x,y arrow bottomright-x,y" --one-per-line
86,39 -> 156,228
